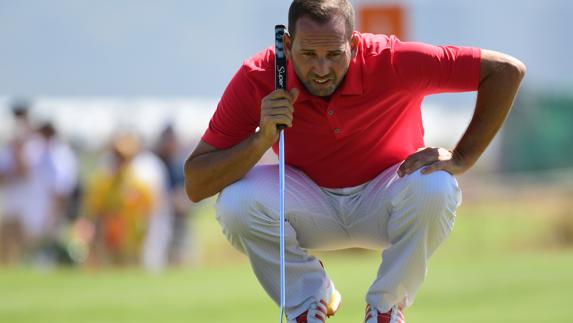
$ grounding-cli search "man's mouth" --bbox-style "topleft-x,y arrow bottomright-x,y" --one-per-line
313,77 -> 331,85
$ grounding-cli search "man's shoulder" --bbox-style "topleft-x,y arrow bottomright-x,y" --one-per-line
355,32 -> 397,56
242,46 -> 275,74
229,46 -> 274,91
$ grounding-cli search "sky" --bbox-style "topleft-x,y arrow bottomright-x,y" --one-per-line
0,0 -> 571,98
0,0 -> 289,97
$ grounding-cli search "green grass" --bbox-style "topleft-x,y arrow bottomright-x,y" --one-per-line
1,200 -> 573,323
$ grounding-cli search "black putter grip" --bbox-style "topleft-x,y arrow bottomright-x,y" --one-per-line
275,25 -> 287,130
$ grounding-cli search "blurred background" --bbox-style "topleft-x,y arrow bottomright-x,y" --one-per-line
0,0 -> 572,322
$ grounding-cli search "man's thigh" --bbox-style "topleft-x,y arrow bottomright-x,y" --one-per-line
341,163 -> 402,249
217,165 -> 352,250
347,163 -> 460,250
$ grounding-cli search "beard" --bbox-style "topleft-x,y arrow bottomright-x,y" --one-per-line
291,61 -> 349,97
300,73 -> 339,97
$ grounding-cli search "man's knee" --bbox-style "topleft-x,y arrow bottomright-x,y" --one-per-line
402,169 -> 461,211
404,169 -> 460,252
388,169 -> 460,245
216,180 -> 256,236
216,166 -> 278,237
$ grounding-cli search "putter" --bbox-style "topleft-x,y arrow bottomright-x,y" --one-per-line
274,24 -> 287,323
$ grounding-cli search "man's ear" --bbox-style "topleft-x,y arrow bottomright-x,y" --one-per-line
284,33 -> 292,59
350,33 -> 358,58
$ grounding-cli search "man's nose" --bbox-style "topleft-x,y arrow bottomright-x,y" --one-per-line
312,57 -> 331,77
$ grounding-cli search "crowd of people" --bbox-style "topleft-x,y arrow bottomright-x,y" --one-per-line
0,100 -> 198,271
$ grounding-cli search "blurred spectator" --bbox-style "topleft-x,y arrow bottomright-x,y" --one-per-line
154,125 -> 197,266
0,102 -> 77,266
83,132 -> 172,270
0,101 -> 34,264
135,141 -> 173,272
83,132 -> 151,266
33,122 -> 78,265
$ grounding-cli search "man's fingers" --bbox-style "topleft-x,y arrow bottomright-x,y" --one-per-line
265,98 -> 292,108
420,162 -> 442,175
271,118 -> 292,128
398,147 -> 459,177
400,160 -> 441,177
399,161 -> 425,176
261,108 -> 293,120
398,148 -> 447,177
261,116 -> 291,127
259,88 -> 299,136
267,89 -> 290,99
421,161 -> 456,175
262,106 -> 293,121
268,88 -> 299,102
398,159 -> 413,177
264,106 -> 291,115
261,112 -> 293,128
399,153 -> 431,176
265,88 -> 297,99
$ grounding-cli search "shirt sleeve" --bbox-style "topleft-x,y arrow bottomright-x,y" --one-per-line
201,65 -> 260,150
392,39 -> 481,95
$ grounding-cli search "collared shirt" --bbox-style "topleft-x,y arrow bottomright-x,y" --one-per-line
202,33 -> 481,188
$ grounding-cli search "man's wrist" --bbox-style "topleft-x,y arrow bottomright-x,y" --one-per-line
452,148 -> 477,171
252,131 -> 275,153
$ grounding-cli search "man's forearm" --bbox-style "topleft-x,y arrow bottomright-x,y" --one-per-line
184,133 -> 272,202
453,52 -> 526,169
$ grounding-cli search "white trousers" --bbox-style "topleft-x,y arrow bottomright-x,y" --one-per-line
215,163 -> 461,319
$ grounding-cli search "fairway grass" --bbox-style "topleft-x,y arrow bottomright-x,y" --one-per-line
1,200 -> 572,323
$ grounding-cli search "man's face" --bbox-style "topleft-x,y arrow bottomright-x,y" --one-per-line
285,15 -> 357,97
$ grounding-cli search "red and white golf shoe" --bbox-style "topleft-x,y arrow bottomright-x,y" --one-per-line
364,304 -> 405,323
289,281 -> 342,323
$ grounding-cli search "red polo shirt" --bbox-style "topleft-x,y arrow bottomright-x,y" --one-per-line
202,33 -> 481,188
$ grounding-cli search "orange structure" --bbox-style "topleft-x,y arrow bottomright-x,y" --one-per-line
358,5 -> 407,40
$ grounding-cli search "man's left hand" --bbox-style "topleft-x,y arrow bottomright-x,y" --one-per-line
397,147 -> 468,177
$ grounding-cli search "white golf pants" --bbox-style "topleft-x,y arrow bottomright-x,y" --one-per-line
215,162 -> 461,319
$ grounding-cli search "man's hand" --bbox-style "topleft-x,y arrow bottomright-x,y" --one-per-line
398,147 -> 469,177
184,87 -> 299,203
258,88 -> 299,147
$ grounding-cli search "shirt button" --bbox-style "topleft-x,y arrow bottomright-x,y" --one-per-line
327,110 -> 334,116
334,128 -> 341,134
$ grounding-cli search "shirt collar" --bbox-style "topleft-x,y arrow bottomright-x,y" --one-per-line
338,55 -> 363,96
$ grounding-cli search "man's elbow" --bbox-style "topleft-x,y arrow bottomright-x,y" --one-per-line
184,180 -> 208,203
183,159 -> 207,203
504,56 -> 527,82
483,51 -> 527,85
184,171 -> 219,203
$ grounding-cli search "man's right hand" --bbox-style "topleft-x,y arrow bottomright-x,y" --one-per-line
258,88 -> 300,147
184,87 -> 299,203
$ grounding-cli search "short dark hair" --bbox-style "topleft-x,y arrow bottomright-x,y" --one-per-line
39,122 -> 56,138
11,99 -> 30,118
288,0 -> 355,39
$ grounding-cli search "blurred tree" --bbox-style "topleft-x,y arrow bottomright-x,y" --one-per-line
500,92 -> 573,172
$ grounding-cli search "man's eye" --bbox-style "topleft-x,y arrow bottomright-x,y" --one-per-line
302,52 -> 315,57
328,52 -> 342,58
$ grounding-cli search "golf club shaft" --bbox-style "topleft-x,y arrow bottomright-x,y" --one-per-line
278,130 -> 285,322
275,24 -> 287,323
